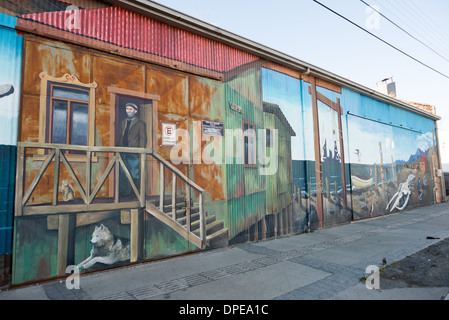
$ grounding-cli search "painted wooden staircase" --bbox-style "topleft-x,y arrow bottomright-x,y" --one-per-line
145,154 -> 228,250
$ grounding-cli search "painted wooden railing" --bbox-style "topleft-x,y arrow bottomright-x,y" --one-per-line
148,153 -> 206,249
15,142 -> 207,248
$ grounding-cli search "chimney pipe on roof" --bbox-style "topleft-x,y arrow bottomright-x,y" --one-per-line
375,77 -> 396,98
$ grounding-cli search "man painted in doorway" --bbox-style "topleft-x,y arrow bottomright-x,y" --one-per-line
118,103 -> 147,197
118,103 -> 147,148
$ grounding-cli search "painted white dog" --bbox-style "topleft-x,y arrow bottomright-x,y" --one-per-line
77,224 -> 130,270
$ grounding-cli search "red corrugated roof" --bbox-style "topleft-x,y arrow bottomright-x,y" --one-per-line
19,6 -> 258,73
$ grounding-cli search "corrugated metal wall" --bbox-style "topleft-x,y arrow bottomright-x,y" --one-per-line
225,65 -> 266,242
342,87 -> 441,219
2,1 -> 444,285
0,146 -> 16,255
0,12 -> 22,288
19,6 -> 259,75
0,12 -> 22,254
0,16 -> 22,146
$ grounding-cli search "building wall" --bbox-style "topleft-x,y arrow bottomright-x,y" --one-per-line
342,87 -> 440,219
261,68 -> 440,229
0,12 -> 22,288
0,4 -> 443,286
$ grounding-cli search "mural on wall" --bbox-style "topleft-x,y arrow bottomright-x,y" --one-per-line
347,115 -> 437,220
261,68 -> 312,234
7,5 -> 443,286
0,14 -> 22,147
13,36 -> 232,284
261,68 -> 353,231
0,13 -> 23,288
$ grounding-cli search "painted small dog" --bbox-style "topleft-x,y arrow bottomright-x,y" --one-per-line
77,224 -> 130,270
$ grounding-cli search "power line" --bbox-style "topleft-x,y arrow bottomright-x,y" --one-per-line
360,0 -> 449,64
312,0 -> 449,80
391,0 -> 449,53
372,1 -> 437,49
408,0 -> 449,44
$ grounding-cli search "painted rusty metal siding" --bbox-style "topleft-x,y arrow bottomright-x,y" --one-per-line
0,0 -> 108,16
19,6 -> 259,74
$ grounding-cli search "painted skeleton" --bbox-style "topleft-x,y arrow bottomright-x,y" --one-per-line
386,174 -> 415,212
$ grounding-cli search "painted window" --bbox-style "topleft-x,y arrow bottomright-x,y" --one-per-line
243,120 -> 256,166
38,72 -> 97,160
49,84 -> 89,146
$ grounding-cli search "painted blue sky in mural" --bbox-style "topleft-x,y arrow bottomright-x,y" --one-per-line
346,116 -> 434,166
262,66 -> 435,166
261,67 -> 314,161
0,13 -> 23,146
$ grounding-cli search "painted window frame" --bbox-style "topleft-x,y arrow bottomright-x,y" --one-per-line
243,120 -> 257,168
48,83 -> 90,147
38,72 -> 97,162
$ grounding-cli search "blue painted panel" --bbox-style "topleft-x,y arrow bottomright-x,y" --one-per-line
0,12 -> 22,255
342,86 -> 437,219
0,13 -> 23,146
0,12 -> 16,29
0,145 -> 16,255
341,87 -> 435,134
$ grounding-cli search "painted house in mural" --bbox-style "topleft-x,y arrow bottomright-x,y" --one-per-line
0,0 -> 445,287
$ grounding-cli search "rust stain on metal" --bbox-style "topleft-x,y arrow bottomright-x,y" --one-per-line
93,53 -> 145,104
23,37 -> 91,96
19,6 -> 259,74
188,76 -> 221,120
147,66 -> 188,116
193,160 -> 225,202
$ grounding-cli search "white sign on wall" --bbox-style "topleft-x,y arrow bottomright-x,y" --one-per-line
162,123 -> 177,146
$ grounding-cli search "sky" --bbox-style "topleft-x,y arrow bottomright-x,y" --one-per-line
152,0 -> 449,166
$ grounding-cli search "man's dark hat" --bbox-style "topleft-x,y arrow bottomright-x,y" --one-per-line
125,103 -> 138,111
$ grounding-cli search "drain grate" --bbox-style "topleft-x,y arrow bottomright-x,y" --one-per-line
154,279 -> 188,293
127,286 -> 164,300
199,269 -> 230,281
98,291 -> 136,300
182,273 -> 212,287
253,255 -> 285,267
220,261 -> 263,275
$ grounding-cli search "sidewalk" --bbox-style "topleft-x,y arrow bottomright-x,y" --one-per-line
2,202 -> 449,301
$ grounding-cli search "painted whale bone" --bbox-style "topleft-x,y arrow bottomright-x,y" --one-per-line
386,174 -> 415,213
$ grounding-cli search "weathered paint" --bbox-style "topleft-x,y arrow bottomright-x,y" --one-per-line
4,2 -> 444,286
0,146 -> 16,255
224,64 -> 268,240
0,13 -> 22,290
342,88 -> 440,219
0,13 -> 23,146
19,6 -> 259,75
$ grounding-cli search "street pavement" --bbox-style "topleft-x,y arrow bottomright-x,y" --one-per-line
2,202 -> 449,301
